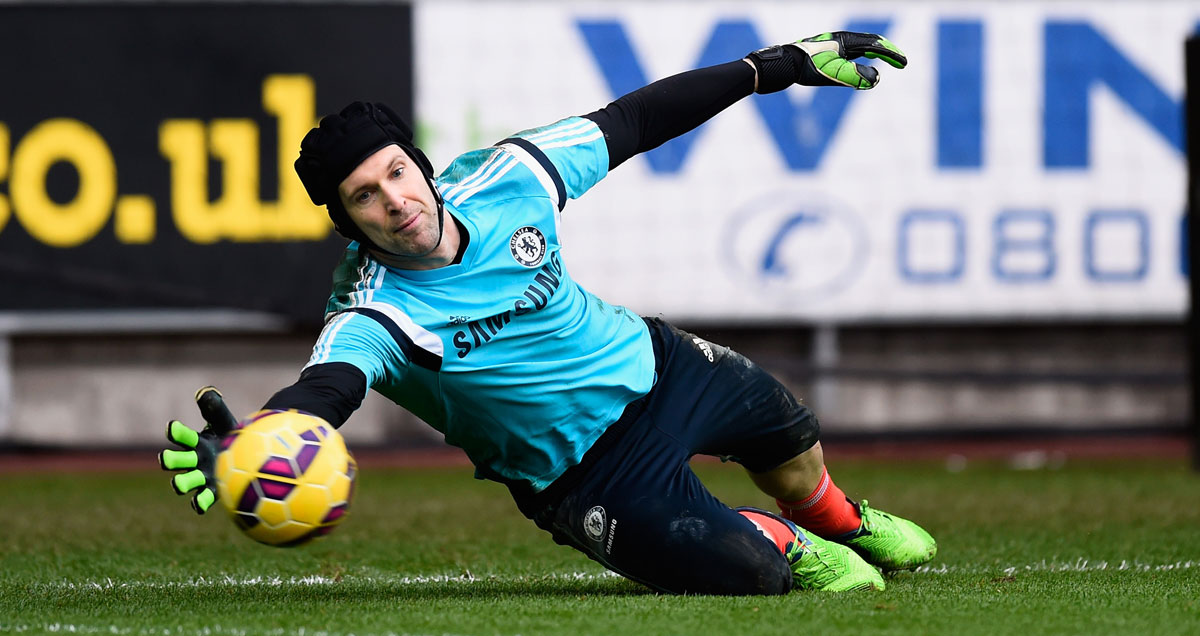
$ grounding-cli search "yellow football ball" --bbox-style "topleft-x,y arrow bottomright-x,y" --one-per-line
215,409 -> 356,547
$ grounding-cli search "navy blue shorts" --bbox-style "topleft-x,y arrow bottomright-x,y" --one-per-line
508,317 -> 820,595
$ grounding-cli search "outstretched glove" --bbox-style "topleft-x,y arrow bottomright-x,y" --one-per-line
746,31 -> 907,93
158,386 -> 239,514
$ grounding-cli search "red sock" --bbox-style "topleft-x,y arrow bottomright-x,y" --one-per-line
737,509 -> 795,555
776,467 -> 862,537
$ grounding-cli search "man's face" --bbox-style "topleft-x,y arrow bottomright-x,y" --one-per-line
338,144 -> 442,258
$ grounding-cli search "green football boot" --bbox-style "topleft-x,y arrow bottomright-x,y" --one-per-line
838,500 -> 937,571
789,529 -> 887,591
738,507 -> 885,592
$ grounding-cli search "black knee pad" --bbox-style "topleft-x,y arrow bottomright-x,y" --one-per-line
714,533 -> 793,596
725,403 -> 821,474
662,512 -> 793,596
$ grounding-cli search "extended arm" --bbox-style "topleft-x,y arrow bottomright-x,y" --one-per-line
583,61 -> 754,170
584,31 -> 906,170
159,362 -> 368,514
261,362 -> 368,428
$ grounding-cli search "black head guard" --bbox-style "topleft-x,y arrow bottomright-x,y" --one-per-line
294,102 -> 442,249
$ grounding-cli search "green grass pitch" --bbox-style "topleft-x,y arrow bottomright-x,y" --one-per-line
2,455 -> 1198,635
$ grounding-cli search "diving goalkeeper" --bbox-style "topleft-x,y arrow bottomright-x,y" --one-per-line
161,31 -> 935,594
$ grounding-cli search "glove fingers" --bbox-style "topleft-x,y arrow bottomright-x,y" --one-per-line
166,420 -> 200,449
830,32 -> 908,69
160,449 -> 198,471
191,488 -> 216,515
862,45 -> 907,69
171,469 -> 207,495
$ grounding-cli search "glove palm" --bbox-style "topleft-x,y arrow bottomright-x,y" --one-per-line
791,31 -> 907,90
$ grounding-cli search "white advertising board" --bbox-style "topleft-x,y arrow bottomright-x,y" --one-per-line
417,2 -> 1192,322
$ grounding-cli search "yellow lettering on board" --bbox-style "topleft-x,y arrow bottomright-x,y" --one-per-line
160,74 -> 330,243
11,119 -> 115,248
115,195 -> 156,243
260,74 -> 329,240
208,118 -> 262,241
0,123 -> 9,234
159,120 -> 215,243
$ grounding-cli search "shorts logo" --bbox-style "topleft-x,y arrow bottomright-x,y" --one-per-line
583,505 -> 607,542
509,226 -> 547,267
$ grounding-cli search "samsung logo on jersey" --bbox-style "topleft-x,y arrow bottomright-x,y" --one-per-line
452,251 -> 564,358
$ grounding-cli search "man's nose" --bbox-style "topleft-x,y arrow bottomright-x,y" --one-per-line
383,187 -> 408,213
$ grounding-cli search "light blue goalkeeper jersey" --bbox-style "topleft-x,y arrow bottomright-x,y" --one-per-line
305,117 -> 655,491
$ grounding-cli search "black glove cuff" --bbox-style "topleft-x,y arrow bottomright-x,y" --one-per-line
746,45 -> 806,94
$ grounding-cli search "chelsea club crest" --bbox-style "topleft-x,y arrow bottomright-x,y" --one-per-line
583,505 -> 607,542
509,226 -> 546,267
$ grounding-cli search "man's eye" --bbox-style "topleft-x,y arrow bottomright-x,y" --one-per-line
392,167 -> 404,178
357,191 -> 372,203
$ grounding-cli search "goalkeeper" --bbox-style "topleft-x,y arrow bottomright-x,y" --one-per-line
161,32 -> 935,594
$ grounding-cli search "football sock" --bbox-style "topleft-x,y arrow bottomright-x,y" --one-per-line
737,508 -> 796,555
776,467 -> 862,537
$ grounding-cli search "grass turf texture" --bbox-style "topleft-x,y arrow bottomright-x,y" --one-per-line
2,457 -> 1198,635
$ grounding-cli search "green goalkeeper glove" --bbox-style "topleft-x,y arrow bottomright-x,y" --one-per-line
747,31 -> 907,93
158,386 -> 239,514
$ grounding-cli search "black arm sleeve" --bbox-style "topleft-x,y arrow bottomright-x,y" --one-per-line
582,60 -> 755,170
261,362 -> 368,429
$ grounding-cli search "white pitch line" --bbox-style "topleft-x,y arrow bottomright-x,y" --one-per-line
19,559 -> 1200,593
5,561 -> 1199,636
913,558 -> 1200,576
26,570 -> 622,591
